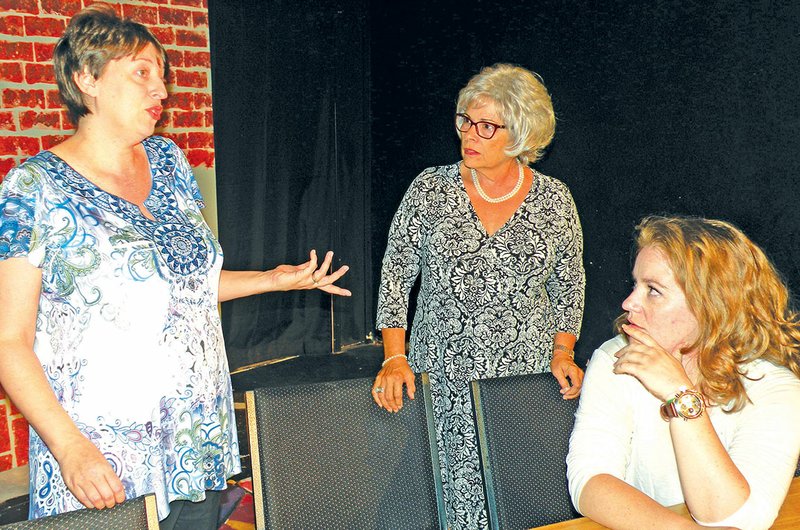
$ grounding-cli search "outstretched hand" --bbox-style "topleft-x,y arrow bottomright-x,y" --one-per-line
272,249 -> 351,296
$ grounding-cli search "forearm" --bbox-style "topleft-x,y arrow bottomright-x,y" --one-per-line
381,328 -> 407,359
0,340 -> 86,461
553,332 -> 577,356
579,474 -> 699,530
218,269 -> 272,302
670,415 -> 749,522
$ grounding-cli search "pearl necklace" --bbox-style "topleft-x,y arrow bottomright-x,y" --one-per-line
470,161 -> 524,203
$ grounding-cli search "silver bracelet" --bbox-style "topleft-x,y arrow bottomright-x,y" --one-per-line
553,344 -> 575,359
382,354 -> 407,367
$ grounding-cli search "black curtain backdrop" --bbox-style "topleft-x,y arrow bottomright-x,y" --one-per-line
370,0 -> 800,364
209,0 -> 370,370
210,0 -> 800,372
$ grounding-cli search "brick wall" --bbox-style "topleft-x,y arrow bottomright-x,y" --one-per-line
0,0 -> 216,472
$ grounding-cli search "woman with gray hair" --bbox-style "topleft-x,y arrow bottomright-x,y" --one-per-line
372,63 -> 585,529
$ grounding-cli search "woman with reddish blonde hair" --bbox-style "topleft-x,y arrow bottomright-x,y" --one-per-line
567,215 -> 800,530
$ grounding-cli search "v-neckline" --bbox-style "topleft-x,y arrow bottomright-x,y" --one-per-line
46,140 -> 158,221
457,163 -> 535,238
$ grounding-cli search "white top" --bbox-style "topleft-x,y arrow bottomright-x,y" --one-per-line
567,335 -> 800,530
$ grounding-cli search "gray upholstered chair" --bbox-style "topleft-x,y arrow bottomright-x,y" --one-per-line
245,374 -> 446,530
1,494 -> 159,529
471,372 -> 580,530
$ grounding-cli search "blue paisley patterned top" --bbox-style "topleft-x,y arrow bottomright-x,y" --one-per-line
377,163 -> 585,377
0,136 -> 240,520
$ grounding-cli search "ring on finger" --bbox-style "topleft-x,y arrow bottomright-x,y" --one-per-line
373,386 -> 384,393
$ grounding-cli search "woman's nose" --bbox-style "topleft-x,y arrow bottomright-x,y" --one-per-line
621,291 -> 638,312
151,78 -> 167,100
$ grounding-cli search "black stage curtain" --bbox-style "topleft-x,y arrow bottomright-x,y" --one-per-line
370,0 -> 800,364
209,0 -> 370,370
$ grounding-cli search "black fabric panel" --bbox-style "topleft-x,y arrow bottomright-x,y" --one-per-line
370,0 -> 800,365
209,0 -> 370,370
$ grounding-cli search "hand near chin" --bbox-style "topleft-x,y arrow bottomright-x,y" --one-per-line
613,324 -> 693,401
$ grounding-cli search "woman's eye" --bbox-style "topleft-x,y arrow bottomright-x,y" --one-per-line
648,286 -> 661,296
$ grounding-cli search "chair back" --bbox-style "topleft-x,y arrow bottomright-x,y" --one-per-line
471,373 -> 580,530
245,373 -> 446,530
1,494 -> 159,529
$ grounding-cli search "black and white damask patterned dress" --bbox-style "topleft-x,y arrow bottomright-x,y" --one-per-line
376,162 -> 585,530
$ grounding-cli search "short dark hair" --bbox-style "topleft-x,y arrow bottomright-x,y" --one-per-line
54,3 -> 169,125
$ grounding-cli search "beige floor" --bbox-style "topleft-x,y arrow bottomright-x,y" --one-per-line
0,465 -> 28,504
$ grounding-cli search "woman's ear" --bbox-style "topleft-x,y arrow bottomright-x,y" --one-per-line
73,66 -> 98,97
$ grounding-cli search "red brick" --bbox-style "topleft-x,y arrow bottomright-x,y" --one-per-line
0,42 -> 33,62
7,397 -> 19,416
24,16 -> 66,38
159,131 -> 188,147
45,89 -> 62,109
175,28 -> 207,48
194,92 -> 212,110
0,0 -> 37,14
175,70 -> 206,89
186,148 -> 214,167
19,110 -> 60,130
122,4 -> 158,26
184,50 -> 209,69
192,11 -> 208,28
166,49 -> 184,69
0,111 -> 15,131
159,7 -> 193,27
34,42 -> 56,63
0,403 -> 8,454
11,417 -> 28,464
41,134 -> 69,149
148,0 -> 170,4
165,91 -> 192,110
0,62 -> 23,83
155,111 -> 170,129
204,110 -> 213,128
3,88 -> 46,109
0,136 -> 40,156
187,131 -> 214,148
0,454 -> 11,472
60,110 -> 75,130
0,15 -> 24,36
172,110 -> 204,128
151,26 -> 175,45
172,0 -> 204,6
0,158 -> 15,180
25,63 -> 56,85
40,0 -> 82,17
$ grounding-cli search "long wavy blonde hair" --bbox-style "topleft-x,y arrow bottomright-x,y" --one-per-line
616,215 -> 800,411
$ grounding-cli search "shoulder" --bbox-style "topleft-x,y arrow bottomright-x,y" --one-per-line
589,335 -> 627,365
1,152 -> 53,194
402,163 -> 460,198
741,360 -> 800,401
534,169 -> 576,201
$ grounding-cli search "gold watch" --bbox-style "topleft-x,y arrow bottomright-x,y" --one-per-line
660,386 -> 705,421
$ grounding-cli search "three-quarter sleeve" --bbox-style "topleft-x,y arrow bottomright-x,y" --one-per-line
0,164 -> 44,266
544,181 -> 585,337
566,335 -> 635,512
694,362 -> 800,529
375,173 -> 430,330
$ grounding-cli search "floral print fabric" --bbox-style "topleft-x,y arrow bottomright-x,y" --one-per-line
376,163 -> 585,529
0,136 -> 240,520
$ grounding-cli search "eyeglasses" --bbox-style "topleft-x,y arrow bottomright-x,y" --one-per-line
455,113 -> 506,139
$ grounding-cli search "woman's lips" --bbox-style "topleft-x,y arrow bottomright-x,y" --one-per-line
463,148 -> 478,156
146,106 -> 163,120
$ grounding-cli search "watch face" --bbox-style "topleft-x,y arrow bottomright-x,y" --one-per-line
675,393 -> 704,419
